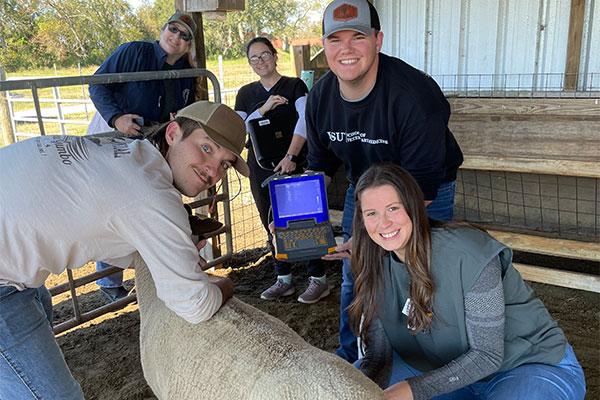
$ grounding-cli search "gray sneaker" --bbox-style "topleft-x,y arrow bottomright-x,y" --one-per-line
297,278 -> 330,304
99,286 -> 130,302
260,279 -> 295,300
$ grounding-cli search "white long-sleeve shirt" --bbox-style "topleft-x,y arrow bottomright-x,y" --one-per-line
0,135 -> 221,323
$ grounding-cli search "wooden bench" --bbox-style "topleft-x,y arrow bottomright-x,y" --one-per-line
488,230 -> 599,293
449,97 -> 600,292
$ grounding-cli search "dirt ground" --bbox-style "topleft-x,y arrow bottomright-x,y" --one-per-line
52,250 -> 599,400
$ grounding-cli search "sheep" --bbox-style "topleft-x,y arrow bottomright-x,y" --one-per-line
133,253 -> 386,400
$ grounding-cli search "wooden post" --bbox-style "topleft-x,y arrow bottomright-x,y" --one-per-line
564,0 -> 586,91
0,67 -> 15,147
175,0 -> 208,101
292,45 -> 310,78
175,1 -> 221,258
192,13 -> 209,101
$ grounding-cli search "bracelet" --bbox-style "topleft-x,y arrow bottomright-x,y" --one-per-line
285,153 -> 299,163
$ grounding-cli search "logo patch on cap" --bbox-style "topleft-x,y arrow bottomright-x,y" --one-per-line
179,14 -> 193,26
333,4 -> 358,21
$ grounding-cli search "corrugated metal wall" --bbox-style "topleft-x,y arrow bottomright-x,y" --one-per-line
581,0 -> 600,81
374,0 -> 599,90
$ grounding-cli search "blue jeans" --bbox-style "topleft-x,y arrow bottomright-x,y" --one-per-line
0,285 -> 84,399
425,181 -> 456,221
96,261 -> 124,288
335,181 -> 456,362
383,343 -> 585,399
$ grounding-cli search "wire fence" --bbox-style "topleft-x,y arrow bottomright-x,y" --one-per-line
454,170 -> 599,238
434,72 -> 600,98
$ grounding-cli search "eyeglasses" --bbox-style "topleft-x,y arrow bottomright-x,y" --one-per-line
249,51 -> 273,65
167,25 -> 192,42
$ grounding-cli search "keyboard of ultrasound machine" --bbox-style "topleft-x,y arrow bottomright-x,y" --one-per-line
276,225 -> 330,249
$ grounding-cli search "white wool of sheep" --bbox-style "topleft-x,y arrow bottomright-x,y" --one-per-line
134,253 -> 385,400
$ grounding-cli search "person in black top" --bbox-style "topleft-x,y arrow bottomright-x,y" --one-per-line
306,0 -> 464,362
235,37 -> 329,304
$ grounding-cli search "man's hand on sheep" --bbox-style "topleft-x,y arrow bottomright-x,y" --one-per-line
208,275 -> 234,306
196,239 -> 209,270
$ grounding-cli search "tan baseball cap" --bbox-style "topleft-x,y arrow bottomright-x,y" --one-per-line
176,101 -> 250,177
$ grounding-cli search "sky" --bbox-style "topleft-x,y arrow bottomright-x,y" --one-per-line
127,0 -> 146,10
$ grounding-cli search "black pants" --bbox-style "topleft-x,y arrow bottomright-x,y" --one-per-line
247,145 -> 325,277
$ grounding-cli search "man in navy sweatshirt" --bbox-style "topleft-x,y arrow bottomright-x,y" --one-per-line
305,0 -> 463,363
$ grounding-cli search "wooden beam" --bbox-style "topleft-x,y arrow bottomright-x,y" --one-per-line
448,98 -> 600,175
0,67 -> 15,147
192,13 -> 209,100
449,117 -> 600,163
310,49 -> 329,69
461,155 -> 600,178
564,0 -> 586,90
514,263 -> 600,293
175,0 -> 208,100
292,45 -> 310,78
488,230 -> 600,262
449,98 -> 600,117
185,0 -> 244,12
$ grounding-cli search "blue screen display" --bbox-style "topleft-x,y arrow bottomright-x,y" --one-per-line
274,180 -> 323,218
269,173 -> 329,227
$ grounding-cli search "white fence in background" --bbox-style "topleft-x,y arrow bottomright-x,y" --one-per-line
2,58 -> 253,141
5,87 -> 243,141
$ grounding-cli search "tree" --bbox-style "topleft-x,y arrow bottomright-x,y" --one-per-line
284,0 -> 328,40
0,0 -> 151,70
202,0 -> 327,59
0,0 -> 44,70
0,0 -> 328,71
137,0 -> 172,36
35,0 -> 147,65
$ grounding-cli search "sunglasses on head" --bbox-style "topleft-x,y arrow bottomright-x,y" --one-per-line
168,24 -> 192,41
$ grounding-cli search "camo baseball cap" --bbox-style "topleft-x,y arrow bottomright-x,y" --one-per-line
167,13 -> 197,39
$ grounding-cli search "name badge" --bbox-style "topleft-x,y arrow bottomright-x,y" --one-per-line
402,298 -> 412,316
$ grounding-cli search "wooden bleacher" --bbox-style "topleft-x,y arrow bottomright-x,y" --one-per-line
449,97 -> 600,292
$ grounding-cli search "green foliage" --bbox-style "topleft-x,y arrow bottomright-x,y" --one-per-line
150,0 -> 173,29
0,0 -> 43,69
203,0 -> 328,60
0,0 -> 326,71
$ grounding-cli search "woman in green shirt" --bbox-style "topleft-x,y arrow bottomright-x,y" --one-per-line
345,163 -> 585,400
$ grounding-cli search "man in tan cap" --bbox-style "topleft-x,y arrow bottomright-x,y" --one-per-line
0,101 -> 247,399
